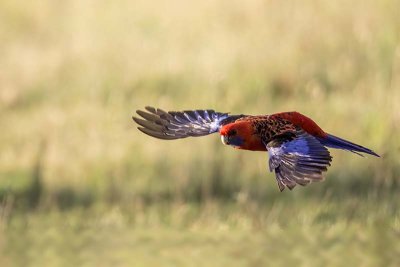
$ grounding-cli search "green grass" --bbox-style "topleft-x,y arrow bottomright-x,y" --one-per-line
0,0 -> 400,266
2,196 -> 400,267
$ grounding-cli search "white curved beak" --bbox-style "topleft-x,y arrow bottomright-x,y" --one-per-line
221,135 -> 228,145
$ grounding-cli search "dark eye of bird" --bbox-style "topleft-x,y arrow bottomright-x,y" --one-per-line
228,129 -> 237,136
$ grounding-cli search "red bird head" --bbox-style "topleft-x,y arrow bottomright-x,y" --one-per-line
220,121 -> 266,151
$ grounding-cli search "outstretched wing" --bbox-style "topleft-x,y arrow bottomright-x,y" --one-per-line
133,106 -> 245,140
265,130 -> 332,191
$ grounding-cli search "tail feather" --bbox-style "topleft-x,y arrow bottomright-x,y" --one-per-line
318,134 -> 380,157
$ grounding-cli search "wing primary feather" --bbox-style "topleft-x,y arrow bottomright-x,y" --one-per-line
144,106 -> 157,113
137,127 -> 179,140
132,117 -> 164,132
136,110 -> 167,125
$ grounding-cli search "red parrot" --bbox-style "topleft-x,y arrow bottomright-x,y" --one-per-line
132,107 -> 379,191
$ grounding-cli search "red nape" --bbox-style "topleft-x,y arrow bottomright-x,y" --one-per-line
271,111 -> 327,138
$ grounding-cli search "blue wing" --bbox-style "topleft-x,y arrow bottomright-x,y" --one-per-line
265,130 -> 332,191
133,106 -> 244,140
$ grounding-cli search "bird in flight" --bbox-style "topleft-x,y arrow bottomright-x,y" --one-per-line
132,107 -> 379,191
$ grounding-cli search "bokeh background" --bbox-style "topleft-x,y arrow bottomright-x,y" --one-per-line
1,0 -> 400,266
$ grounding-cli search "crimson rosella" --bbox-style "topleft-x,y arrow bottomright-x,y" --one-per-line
133,107 -> 379,191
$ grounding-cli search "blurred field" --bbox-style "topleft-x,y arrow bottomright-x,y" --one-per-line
1,0 -> 400,266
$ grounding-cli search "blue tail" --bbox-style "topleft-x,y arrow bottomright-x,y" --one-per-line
317,134 -> 380,157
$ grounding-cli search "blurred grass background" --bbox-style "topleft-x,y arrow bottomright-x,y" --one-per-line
0,0 -> 400,266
